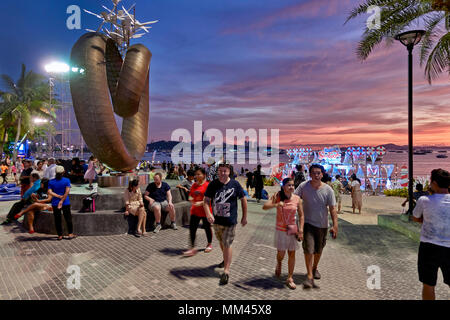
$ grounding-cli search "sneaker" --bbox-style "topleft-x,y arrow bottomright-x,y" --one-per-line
217,261 -> 224,268
303,278 -> 313,289
153,224 -> 162,233
204,244 -> 212,253
170,222 -> 178,230
219,273 -> 229,285
1,219 -> 11,225
313,269 -> 321,280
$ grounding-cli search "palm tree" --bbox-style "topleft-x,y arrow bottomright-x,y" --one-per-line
0,64 -> 56,161
345,0 -> 449,84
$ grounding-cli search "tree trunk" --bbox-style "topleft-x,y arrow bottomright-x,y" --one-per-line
0,127 -> 7,160
12,116 -> 21,163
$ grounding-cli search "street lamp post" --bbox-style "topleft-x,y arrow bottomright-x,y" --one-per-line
395,30 -> 425,215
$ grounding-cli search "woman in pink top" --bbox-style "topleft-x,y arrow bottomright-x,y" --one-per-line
263,177 -> 304,289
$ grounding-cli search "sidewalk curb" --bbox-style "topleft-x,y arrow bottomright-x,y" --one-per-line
378,214 -> 421,243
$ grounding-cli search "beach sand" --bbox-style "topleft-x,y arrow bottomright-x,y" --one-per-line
235,176 -> 405,226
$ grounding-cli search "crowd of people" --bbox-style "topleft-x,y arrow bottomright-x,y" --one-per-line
0,155 -> 106,236
1,153 -> 448,299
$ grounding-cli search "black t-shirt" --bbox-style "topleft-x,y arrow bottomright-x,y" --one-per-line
71,164 -> 83,175
253,170 -> 264,188
20,167 -> 33,185
205,179 -> 245,226
145,182 -> 171,202
245,172 -> 253,183
20,167 -> 33,178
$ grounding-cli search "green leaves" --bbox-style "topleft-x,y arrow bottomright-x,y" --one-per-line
0,64 -> 57,155
346,0 -> 449,83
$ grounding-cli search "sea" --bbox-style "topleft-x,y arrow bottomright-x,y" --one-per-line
141,150 -> 450,179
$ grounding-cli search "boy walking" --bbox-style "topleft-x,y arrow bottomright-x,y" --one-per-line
412,168 -> 450,300
204,163 -> 248,285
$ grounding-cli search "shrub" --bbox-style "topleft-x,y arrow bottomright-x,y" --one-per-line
383,188 -> 408,197
263,177 -> 276,186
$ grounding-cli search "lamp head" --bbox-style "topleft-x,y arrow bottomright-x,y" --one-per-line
395,30 -> 426,48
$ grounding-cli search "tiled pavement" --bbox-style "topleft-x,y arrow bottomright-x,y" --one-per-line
0,200 -> 449,300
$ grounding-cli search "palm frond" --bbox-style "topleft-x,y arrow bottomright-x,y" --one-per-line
424,31 -> 450,83
0,75 -> 18,95
419,12 -> 446,65
354,1 -> 434,60
344,0 -> 408,25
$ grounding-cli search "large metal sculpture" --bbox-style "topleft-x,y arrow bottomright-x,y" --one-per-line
69,0 -> 157,171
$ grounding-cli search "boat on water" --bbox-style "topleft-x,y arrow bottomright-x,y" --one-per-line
413,150 -> 427,155
436,154 -> 448,159
395,151 -> 404,153
438,150 -> 447,153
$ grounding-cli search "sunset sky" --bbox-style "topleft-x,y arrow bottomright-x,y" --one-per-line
1,0 -> 449,147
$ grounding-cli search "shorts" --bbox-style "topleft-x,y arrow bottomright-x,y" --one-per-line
213,224 -> 236,248
418,242 -> 450,287
149,200 -> 169,211
302,223 -> 328,254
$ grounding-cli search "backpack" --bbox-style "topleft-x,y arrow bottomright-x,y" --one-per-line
79,193 -> 97,212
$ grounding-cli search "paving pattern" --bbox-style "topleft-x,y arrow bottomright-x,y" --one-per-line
0,199 -> 448,300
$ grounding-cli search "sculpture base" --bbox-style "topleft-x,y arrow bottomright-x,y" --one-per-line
22,180 -> 191,236
97,173 -> 149,188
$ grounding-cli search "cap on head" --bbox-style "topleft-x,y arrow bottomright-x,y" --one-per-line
207,157 -> 215,165
55,166 -> 65,174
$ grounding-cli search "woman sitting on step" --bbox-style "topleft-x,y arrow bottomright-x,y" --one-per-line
124,179 -> 147,238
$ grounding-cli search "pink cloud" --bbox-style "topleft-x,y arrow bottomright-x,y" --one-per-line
223,0 -> 354,34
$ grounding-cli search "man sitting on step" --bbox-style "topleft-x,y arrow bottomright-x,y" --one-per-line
144,172 -> 177,233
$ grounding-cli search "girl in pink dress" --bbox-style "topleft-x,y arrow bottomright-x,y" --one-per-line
84,156 -> 97,189
263,178 -> 304,290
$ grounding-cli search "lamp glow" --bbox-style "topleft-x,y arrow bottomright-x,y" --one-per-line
33,118 -> 49,124
45,62 -> 70,74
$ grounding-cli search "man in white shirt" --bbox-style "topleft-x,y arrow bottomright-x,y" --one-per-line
413,168 -> 450,300
43,158 -> 57,180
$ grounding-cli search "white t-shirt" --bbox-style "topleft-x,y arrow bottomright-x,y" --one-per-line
413,194 -> 450,248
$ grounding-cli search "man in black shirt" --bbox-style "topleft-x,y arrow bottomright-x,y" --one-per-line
245,169 -> 253,194
144,173 -> 177,233
253,164 -> 264,203
204,163 -> 248,285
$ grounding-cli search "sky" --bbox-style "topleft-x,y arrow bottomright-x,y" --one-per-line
0,0 -> 449,147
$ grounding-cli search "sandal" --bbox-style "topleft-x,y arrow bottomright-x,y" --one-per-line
275,263 -> 282,278
57,236 -> 63,241
183,248 -> 197,257
204,245 -> 212,253
67,234 -> 77,240
286,279 -> 296,290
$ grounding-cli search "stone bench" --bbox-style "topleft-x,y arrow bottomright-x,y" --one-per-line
23,181 -> 192,236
